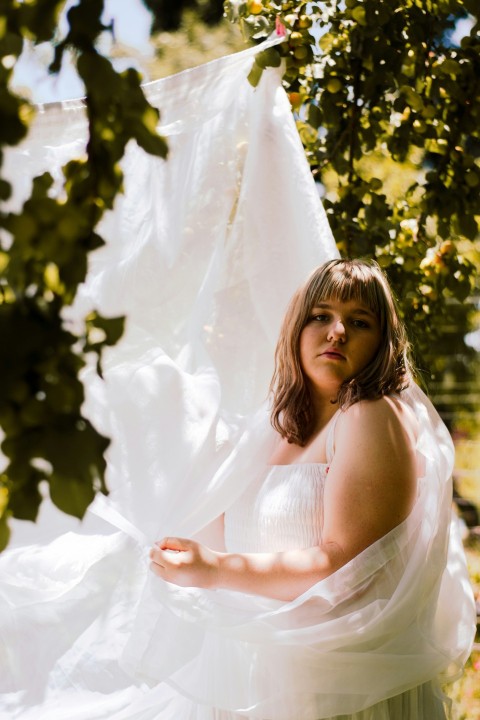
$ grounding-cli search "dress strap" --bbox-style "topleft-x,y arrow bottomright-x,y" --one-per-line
325,409 -> 342,465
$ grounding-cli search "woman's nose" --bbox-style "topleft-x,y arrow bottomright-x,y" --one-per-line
327,319 -> 346,341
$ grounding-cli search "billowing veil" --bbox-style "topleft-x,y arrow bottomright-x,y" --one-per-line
0,39 -> 475,720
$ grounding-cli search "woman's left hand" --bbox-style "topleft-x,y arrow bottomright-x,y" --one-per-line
149,537 -> 220,589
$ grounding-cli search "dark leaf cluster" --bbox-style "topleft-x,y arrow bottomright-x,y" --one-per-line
142,0 -> 226,32
0,0 -> 168,549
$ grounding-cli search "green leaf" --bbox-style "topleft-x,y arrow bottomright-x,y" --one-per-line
135,128 -> 169,159
8,467 -> 43,521
247,59 -> 264,88
456,214 -> 478,240
318,32 -> 333,51
255,47 -> 281,69
49,474 -> 95,519
351,6 -> 367,26
439,59 -> 461,77
0,179 -> 11,200
307,103 -> 322,128
400,86 -> 424,112
87,312 -> 125,346
0,514 -> 10,552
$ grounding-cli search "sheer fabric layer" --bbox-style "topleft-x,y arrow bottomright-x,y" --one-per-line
118,385 -> 474,720
0,39 -> 475,720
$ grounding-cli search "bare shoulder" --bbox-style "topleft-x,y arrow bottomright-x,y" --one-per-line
336,395 -> 418,454
323,395 -> 419,556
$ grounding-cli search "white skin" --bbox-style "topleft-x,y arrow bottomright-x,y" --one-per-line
150,298 -> 418,601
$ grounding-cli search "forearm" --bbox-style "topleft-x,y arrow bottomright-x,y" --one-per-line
150,537 -> 348,601
215,543 -> 346,601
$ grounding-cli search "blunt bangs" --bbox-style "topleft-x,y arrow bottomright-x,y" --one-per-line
304,261 -> 390,331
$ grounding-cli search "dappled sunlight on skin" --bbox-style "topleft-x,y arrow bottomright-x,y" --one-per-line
150,532 -> 404,605
150,534 -> 349,602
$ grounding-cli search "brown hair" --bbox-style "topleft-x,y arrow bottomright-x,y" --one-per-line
270,259 -> 413,445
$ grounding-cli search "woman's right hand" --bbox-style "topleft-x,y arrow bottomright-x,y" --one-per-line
149,536 -> 220,590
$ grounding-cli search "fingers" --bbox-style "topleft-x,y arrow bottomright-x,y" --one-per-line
149,537 -> 191,569
149,546 -> 163,563
149,537 -> 199,585
149,537 -> 177,563
149,560 -> 164,578
149,546 -> 183,584
157,536 -> 190,551
148,537 -> 217,589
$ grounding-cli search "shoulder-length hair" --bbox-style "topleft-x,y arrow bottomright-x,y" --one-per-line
270,258 -> 413,445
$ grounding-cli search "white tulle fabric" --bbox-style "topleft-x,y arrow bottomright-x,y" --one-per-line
0,40 -> 475,720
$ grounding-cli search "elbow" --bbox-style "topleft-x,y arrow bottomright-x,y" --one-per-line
318,540 -> 352,574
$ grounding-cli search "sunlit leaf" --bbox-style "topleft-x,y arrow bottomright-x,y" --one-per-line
247,59 -> 263,87
0,514 -> 10,552
49,474 -> 95,519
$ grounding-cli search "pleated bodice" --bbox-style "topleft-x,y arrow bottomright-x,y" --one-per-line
224,463 -> 328,553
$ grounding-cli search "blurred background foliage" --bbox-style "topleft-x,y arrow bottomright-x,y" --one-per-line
225,0 -> 480,429
0,0 -> 479,552
222,5 -> 480,589
110,4 -> 248,80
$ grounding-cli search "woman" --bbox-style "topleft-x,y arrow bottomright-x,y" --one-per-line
148,259 -> 474,719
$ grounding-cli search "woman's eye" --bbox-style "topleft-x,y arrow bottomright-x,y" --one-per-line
352,319 -> 369,328
311,314 -> 329,322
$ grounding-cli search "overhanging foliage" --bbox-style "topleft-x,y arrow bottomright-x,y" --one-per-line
227,0 -> 479,405
0,0 -> 167,549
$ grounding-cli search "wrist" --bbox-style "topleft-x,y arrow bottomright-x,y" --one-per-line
214,551 -> 228,590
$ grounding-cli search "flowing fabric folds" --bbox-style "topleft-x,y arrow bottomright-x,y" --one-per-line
0,39 -> 475,720
116,384 -> 475,720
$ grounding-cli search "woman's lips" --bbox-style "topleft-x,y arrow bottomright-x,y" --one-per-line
321,349 -> 345,359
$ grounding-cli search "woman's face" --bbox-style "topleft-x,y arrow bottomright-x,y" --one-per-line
299,297 -> 382,395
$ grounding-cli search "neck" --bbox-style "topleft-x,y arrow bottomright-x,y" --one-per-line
309,390 -> 339,434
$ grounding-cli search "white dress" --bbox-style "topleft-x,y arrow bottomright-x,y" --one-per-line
221,419 -> 448,720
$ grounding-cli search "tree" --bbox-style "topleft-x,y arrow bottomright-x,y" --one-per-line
227,0 -> 479,421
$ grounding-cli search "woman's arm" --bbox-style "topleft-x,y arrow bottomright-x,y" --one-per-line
320,395 -> 418,562
150,538 -> 346,601
150,397 -> 418,602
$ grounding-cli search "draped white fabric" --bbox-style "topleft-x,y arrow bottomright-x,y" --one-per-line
0,40 -> 475,720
